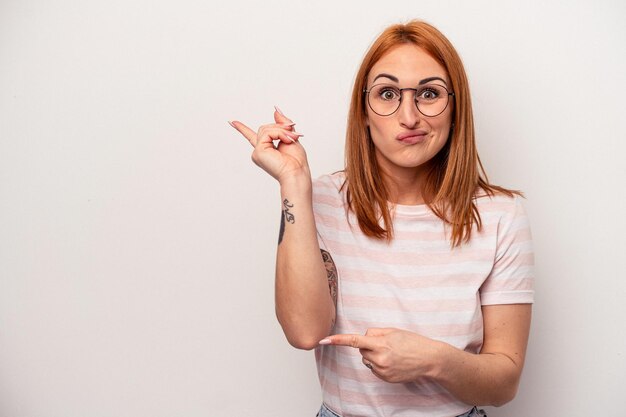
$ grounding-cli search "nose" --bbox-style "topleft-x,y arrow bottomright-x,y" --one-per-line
397,90 -> 421,129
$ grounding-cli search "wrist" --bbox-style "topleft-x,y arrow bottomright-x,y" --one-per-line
427,339 -> 454,382
279,173 -> 313,192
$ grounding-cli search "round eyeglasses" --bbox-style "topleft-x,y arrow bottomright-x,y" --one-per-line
363,83 -> 455,117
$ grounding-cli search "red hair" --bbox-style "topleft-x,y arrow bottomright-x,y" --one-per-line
344,20 -> 519,247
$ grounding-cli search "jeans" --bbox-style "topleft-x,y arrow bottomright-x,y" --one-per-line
316,403 -> 487,417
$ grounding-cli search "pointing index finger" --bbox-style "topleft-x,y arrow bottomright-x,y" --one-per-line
228,120 -> 258,146
319,334 -> 378,350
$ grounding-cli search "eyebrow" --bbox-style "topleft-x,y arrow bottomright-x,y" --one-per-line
371,73 -> 448,86
418,76 -> 447,86
372,73 -> 399,83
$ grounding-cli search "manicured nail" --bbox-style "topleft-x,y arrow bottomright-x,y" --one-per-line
285,132 -> 303,141
319,338 -> 331,345
227,120 -> 236,128
280,122 -> 296,127
274,105 -> 285,116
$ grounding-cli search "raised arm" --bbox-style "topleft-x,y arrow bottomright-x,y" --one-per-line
229,108 -> 336,350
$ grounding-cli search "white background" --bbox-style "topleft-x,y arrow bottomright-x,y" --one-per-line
1,1 -> 625,416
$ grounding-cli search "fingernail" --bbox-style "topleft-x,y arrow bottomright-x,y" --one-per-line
319,338 -> 331,345
287,133 -> 303,138
227,120 -> 236,128
280,122 -> 296,127
274,105 -> 285,116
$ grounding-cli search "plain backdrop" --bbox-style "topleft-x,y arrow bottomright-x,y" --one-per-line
1,0 -> 625,416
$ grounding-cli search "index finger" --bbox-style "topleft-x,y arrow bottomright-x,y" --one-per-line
228,120 -> 258,146
318,334 -> 379,350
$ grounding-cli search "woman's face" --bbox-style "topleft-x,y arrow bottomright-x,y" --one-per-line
365,44 -> 453,179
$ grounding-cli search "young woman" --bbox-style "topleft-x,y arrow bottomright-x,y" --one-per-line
229,20 -> 534,417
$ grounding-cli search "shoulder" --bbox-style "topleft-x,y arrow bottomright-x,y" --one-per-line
474,190 -> 527,216
474,191 -> 531,241
312,171 -> 348,216
313,171 -> 346,195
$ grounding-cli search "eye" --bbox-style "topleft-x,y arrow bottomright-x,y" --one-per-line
376,86 -> 400,101
417,85 -> 444,101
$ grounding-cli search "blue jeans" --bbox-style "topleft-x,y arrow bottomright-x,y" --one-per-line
316,403 -> 487,417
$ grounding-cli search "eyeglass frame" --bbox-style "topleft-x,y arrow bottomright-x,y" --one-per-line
362,83 -> 455,117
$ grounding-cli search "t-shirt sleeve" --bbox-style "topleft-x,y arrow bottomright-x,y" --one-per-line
480,196 -> 535,305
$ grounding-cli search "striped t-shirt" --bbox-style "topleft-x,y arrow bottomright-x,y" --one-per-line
312,172 -> 534,417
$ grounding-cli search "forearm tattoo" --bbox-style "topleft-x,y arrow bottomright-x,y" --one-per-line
321,249 -> 338,308
278,199 -> 295,245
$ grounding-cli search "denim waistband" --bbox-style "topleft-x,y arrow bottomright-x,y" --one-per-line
316,403 -> 487,417
458,406 -> 487,417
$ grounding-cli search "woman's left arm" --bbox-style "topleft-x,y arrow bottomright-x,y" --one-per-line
320,303 -> 532,407
434,303 -> 532,406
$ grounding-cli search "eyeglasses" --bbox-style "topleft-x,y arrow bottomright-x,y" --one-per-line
363,83 -> 455,117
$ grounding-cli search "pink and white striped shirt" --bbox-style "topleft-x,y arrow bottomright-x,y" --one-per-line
312,172 -> 534,417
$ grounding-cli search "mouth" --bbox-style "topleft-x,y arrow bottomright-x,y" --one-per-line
396,130 -> 428,144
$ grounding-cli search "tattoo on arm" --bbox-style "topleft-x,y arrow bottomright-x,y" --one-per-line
321,249 -> 338,308
278,199 -> 295,245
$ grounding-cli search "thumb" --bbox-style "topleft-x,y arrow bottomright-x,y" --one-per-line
364,328 -> 395,337
274,105 -> 294,125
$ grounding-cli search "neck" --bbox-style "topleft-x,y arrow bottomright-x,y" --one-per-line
381,166 -> 428,205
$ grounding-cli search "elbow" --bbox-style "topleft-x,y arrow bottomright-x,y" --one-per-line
491,390 -> 517,407
483,352 -> 524,407
279,320 -> 332,351
491,392 -> 515,407
280,319 -> 331,350
490,378 -> 520,407
276,307 -> 335,351
286,334 -> 321,351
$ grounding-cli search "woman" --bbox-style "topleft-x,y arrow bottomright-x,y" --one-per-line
229,20 -> 533,417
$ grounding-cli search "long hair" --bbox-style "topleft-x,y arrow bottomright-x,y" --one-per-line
344,20 -> 519,247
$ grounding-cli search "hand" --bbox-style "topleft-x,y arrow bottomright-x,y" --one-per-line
229,107 -> 310,184
320,328 -> 444,383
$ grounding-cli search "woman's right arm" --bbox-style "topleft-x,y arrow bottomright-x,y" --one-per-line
229,108 -> 336,350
